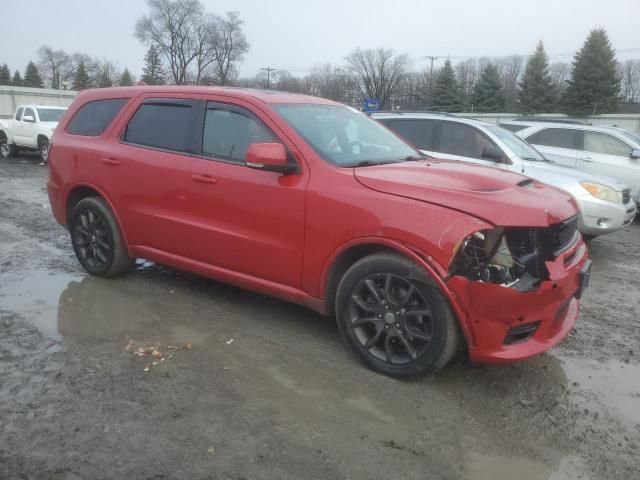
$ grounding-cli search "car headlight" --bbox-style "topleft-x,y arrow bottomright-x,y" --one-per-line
580,181 -> 619,203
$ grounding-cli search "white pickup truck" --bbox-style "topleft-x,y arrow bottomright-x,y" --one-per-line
0,104 -> 67,163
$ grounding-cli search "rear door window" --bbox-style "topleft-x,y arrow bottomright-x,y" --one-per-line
437,122 -> 497,160
124,99 -> 196,153
525,128 -> 578,149
201,104 -> 279,163
383,119 -> 438,150
67,98 -> 130,136
582,131 -> 632,156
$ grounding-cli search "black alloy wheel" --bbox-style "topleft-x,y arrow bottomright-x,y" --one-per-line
70,197 -> 135,277
336,253 -> 462,378
349,273 -> 434,364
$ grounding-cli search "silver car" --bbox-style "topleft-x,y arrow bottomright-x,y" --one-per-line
373,113 -> 637,238
503,120 -> 640,207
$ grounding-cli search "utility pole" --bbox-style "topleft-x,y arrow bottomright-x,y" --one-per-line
260,67 -> 277,89
425,56 -> 439,78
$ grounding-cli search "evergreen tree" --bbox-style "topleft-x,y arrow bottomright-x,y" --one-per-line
519,41 -> 556,113
24,61 -> 44,88
141,46 -> 165,85
72,60 -> 91,90
119,68 -> 135,86
12,70 -> 23,87
431,60 -> 463,112
472,63 -> 505,112
97,69 -> 113,88
0,64 -> 11,85
563,28 -> 620,116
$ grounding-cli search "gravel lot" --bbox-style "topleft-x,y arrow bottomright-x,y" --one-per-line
1,155 -> 639,480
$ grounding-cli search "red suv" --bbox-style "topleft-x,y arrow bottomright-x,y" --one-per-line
47,87 -> 591,378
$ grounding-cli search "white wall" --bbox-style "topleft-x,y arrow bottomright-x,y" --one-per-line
459,112 -> 640,134
0,86 -> 77,118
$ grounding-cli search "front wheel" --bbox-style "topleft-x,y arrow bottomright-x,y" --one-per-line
336,253 -> 463,379
70,197 -> 135,277
0,140 -> 16,159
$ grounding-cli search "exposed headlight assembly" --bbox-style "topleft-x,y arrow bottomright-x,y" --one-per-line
580,181 -> 619,203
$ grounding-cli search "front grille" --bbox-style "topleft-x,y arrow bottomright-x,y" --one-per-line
622,188 -> 631,204
549,214 -> 579,255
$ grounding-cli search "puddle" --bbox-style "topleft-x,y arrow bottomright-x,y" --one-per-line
465,451 -> 588,480
560,356 -> 640,425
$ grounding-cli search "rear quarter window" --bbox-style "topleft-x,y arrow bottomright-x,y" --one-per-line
67,98 -> 130,136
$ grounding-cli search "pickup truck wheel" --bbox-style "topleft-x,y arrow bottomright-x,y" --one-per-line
70,197 -> 135,277
39,139 -> 49,163
336,253 -> 462,379
0,141 -> 15,159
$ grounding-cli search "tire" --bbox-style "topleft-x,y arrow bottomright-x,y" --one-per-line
70,197 -> 135,277
0,140 -> 16,159
39,138 -> 49,163
335,253 -> 463,379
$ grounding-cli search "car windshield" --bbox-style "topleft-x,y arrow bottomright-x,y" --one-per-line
273,104 -> 420,167
486,124 -> 546,161
37,108 -> 66,122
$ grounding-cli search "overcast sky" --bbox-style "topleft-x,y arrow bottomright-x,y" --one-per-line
3,0 -> 639,78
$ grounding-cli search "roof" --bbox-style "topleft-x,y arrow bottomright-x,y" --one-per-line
371,111 -> 493,127
73,86 -> 341,106
16,104 -> 67,109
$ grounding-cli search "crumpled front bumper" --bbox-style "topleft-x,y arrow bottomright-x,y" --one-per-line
446,237 -> 589,364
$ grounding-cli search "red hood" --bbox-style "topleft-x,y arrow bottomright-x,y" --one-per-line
354,160 -> 578,227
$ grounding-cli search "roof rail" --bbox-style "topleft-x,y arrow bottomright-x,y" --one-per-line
369,110 -> 459,117
511,116 -> 588,125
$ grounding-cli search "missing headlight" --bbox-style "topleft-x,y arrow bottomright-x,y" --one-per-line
449,227 -> 549,292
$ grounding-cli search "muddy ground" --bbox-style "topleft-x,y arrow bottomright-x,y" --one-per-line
0,155 -> 639,480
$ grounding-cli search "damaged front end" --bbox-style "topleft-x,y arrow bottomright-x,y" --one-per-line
450,214 -> 580,292
446,214 -> 589,363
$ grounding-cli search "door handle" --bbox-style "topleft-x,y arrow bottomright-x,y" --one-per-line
580,156 -> 594,163
100,157 -> 120,166
191,174 -> 217,184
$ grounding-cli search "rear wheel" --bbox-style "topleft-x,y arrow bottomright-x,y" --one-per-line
335,253 -> 463,379
70,197 -> 135,277
39,138 -> 49,164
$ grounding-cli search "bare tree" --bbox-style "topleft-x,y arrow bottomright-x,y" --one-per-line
495,55 -> 524,111
209,12 -> 249,86
37,46 -> 71,88
306,64 -> 355,102
550,61 -> 571,95
619,59 -> 640,103
135,0 -> 203,84
455,59 -> 479,109
345,48 -> 409,109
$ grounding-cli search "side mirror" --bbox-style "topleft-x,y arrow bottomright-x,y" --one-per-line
22,115 -> 35,123
481,146 -> 505,162
630,149 -> 640,159
245,143 -> 297,174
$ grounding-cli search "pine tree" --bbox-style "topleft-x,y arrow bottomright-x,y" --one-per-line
562,28 -> 620,116
431,60 -> 463,112
119,68 -> 135,86
12,70 -> 23,87
472,64 -> 505,112
519,41 -> 556,113
72,60 -> 91,90
97,69 -> 113,88
24,61 -> 44,88
0,64 -> 11,85
142,46 -> 165,85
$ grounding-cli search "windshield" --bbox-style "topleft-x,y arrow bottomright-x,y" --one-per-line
273,104 -> 419,167
486,124 -> 546,161
37,108 -> 66,122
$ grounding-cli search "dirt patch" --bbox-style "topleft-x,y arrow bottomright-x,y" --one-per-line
1,156 -> 639,479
